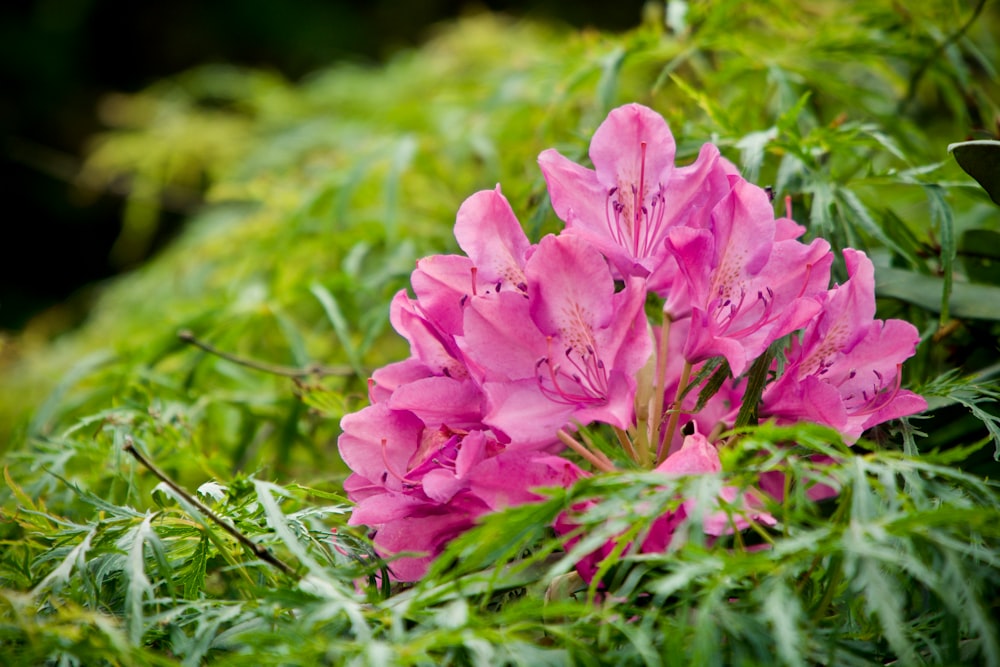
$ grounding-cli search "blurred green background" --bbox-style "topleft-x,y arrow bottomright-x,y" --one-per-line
0,0 -> 647,334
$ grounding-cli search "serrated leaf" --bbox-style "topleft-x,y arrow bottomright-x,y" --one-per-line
123,514 -> 158,645
181,531 -> 211,599
31,525 -> 98,596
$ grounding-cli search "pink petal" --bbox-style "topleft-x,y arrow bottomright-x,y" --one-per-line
589,103 -> 676,190
454,186 -> 531,290
527,234 -> 616,334
388,375 -> 483,428
459,290 -> 547,382
654,433 -> 722,475
411,254 -> 475,336
338,404 -> 423,489
537,148 -> 607,236
482,378 -> 573,449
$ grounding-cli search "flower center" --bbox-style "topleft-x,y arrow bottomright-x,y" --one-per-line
708,286 -> 775,338
604,142 -> 667,260
535,336 -> 610,406
842,364 -> 903,417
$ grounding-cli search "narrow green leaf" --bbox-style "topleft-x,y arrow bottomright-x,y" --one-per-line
924,184 -> 955,323
124,514 -> 156,645
875,266 -> 1000,321
693,359 -> 733,413
760,580 -> 805,667
181,531 -> 210,599
597,46 -> 626,113
735,345 -> 776,429
310,283 -> 364,378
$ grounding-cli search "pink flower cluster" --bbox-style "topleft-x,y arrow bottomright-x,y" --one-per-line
339,104 -> 926,581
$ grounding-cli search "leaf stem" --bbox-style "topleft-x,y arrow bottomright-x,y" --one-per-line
123,436 -> 299,579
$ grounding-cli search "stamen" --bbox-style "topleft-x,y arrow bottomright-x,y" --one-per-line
723,288 -> 777,339
606,188 -> 625,248
634,141 -> 648,257
535,336 -> 609,406
643,189 -> 667,257
851,364 -> 904,417
380,438 -> 409,484
470,267 -> 478,297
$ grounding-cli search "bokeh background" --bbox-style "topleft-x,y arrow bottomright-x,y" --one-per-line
1,0 -> 646,333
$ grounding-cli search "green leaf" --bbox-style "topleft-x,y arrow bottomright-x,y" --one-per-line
875,266 -> 1000,320
924,184 -> 956,323
310,283 -> 364,378
734,344 -> 776,429
948,140 -> 1000,205
124,514 -> 157,645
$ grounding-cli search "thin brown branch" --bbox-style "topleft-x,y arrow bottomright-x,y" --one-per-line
123,436 -> 298,579
178,329 -> 355,378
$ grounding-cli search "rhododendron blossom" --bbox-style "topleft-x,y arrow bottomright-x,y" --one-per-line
339,103 -> 927,582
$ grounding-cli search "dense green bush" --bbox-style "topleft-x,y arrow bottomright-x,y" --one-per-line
2,3 -> 1000,664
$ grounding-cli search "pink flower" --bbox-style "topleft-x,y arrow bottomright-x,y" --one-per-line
410,186 -> 533,336
341,402 -> 582,581
538,103 -> 736,286
760,249 -> 927,439
339,104 -> 928,585
460,233 -> 652,446
666,179 -> 833,375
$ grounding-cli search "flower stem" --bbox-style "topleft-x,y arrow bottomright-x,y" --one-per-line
614,426 -> 641,467
558,429 -> 616,473
658,360 -> 692,465
648,310 -> 672,463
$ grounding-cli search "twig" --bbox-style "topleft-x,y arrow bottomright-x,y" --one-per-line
123,436 -> 299,579
178,329 -> 355,378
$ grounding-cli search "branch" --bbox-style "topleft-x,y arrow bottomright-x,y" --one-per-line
123,436 -> 299,579
178,329 -> 355,378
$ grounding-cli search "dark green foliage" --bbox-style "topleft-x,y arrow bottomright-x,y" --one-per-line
2,2 -> 1000,663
